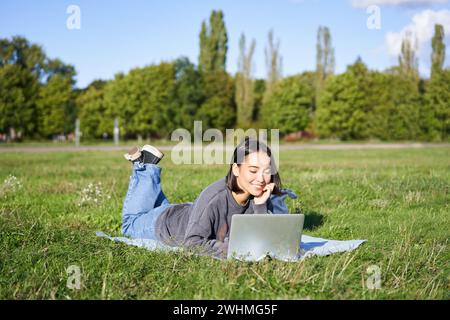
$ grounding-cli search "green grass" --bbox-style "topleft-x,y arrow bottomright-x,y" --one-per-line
0,148 -> 449,299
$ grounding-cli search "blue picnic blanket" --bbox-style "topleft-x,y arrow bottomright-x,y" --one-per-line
96,231 -> 366,261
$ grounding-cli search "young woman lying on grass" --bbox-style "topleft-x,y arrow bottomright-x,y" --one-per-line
121,137 -> 284,258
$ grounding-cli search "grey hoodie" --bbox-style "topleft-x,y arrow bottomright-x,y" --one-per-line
154,177 -> 273,258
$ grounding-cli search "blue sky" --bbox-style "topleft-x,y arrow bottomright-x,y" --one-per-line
1,0 -> 449,88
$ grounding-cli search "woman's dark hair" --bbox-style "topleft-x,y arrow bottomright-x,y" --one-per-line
226,136 -> 283,196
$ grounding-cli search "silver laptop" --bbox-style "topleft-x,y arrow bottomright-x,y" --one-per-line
227,214 -> 305,261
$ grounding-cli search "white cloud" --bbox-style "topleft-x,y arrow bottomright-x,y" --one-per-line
385,9 -> 450,74
352,0 -> 449,8
385,9 -> 450,55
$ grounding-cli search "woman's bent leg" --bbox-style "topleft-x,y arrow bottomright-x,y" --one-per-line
122,162 -> 171,239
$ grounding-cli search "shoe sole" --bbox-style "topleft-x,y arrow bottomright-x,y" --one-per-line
124,146 -> 141,161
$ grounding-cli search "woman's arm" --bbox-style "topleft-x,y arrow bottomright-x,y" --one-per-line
183,201 -> 228,258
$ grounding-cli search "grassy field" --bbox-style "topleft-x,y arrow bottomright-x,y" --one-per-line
0,147 -> 448,299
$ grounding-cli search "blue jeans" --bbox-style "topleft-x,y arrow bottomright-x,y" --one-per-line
122,162 -> 174,239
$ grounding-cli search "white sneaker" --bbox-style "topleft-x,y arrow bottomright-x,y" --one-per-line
124,145 -> 164,164
140,145 -> 164,164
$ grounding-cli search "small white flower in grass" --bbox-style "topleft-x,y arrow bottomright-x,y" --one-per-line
78,182 -> 111,207
369,199 -> 389,209
0,175 -> 23,197
405,191 -> 422,204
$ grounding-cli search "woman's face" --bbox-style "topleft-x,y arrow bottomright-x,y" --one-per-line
232,151 -> 272,197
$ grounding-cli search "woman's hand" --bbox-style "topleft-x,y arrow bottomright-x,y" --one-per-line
253,183 -> 275,205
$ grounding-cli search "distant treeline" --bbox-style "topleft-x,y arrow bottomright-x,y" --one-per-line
1,10 -> 448,141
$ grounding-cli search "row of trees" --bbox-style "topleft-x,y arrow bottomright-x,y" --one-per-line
0,37 -> 76,139
1,10 -> 449,141
315,25 -> 449,141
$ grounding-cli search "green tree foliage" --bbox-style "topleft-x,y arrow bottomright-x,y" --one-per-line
103,63 -> 176,139
196,11 -> 235,131
424,24 -> 448,141
235,34 -> 256,128
173,57 -> 203,133
0,36 -> 46,79
431,24 -> 445,79
0,37 -> 44,137
262,73 -> 315,135
3,18 -> 450,143
316,61 -> 425,141
316,59 -> 374,140
252,79 -> 266,123
77,80 -> 108,139
198,10 -> 228,73
45,58 -> 76,84
263,29 -> 282,104
36,75 -> 74,137
197,71 -> 236,131
399,32 -> 419,80
424,69 -> 450,141
316,26 -> 335,95
0,64 -> 39,136
369,72 -> 421,140
199,22 -> 210,73
0,36 -> 76,138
